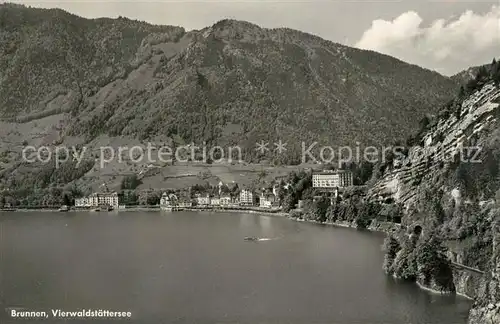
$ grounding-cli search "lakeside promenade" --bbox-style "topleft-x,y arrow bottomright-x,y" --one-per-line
0,205 -> 287,216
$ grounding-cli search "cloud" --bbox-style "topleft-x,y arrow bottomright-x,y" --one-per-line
355,6 -> 500,76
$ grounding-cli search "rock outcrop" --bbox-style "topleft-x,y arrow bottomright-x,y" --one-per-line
468,215 -> 500,324
369,74 -> 500,322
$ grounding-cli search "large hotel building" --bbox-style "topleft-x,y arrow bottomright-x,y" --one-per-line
312,170 -> 353,188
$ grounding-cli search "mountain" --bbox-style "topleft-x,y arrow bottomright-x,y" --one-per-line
451,66 -> 484,84
0,4 -> 461,202
451,59 -> 499,85
0,4 -> 459,160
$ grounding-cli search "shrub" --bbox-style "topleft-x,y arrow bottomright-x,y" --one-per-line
416,236 -> 455,292
383,235 -> 401,274
121,174 -> 142,190
289,210 -> 303,219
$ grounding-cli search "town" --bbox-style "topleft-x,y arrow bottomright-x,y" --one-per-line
71,169 -> 355,212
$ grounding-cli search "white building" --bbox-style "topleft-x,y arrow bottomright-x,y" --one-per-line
239,189 -> 255,206
75,197 -> 90,207
210,197 -> 221,206
196,194 -> 211,206
259,193 -> 276,208
75,192 -> 119,209
160,193 -> 178,208
220,195 -> 232,206
312,170 -> 353,189
178,200 -> 193,208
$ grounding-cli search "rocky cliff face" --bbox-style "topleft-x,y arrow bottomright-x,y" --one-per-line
369,81 -> 500,211
368,76 -> 500,322
468,215 -> 500,324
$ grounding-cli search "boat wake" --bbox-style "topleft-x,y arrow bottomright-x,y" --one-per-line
244,236 -> 283,242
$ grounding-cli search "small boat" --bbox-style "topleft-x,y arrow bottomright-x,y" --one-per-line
244,236 -> 259,241
58,205 -> 69,212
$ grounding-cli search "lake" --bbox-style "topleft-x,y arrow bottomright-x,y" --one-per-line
0,211 -> 472,323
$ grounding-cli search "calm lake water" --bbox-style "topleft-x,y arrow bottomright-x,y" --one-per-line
0,211 -> 472,323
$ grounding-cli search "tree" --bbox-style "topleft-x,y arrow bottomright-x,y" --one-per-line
307,196 -> 330,222
356,202 -> 381,229
351,161 -> 374,185
465,78 -> 479,94
121,174 -> 142,190
122,191 -> 138,205
416,236 -> 455,292
383,235 -> 401,274
476,66 -> 489,82
146,191 -> 161,205
432,199 -> 446,224
491,58 -> 500,87
258,170 -> 267,181
419,115 -> 430,131
458,86 -> 465,99
60,192 -> 71,206
282,194 -> 297,213
231,183 -> 240,196
220,184 -> 231,194
171,140 -> 178,165
324,163 -> 336,171
301,187 -> 316,201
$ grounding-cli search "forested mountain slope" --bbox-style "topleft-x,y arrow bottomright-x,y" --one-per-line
0,4 -> 459,163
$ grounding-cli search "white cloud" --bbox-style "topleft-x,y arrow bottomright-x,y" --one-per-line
355,6 -> 500,76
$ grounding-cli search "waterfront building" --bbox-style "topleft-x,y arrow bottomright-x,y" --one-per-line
178,197 -> 193,208
160,192 -> 194,210
239,189 -> 255,206
196,194 -> 211,206
312,170 -> 353,188
211,197 -> 221,206
75,192 -> 119,209
220,195 -> 232,206
160,193 -> 178,208
259,193 -> 276,208
75,197 -> 90,207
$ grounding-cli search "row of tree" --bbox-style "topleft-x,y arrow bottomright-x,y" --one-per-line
383,232 -> 455,293
292,196 -> 403,230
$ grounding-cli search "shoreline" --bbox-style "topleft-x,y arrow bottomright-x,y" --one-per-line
0,206 -> 287,216
415,282 -> 474,300
0,206 -> 395,234
292,217 -> 474,302
289,217 -> 393,234
183,207 -> 288,217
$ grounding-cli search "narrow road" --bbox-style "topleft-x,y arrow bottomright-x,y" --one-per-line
451,262 -> 485,275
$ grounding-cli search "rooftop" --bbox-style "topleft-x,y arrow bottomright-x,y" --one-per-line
89,192 -> 118,197
313,170 -> 352,175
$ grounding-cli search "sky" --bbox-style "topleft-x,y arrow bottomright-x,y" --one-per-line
3,0 -> 500,76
